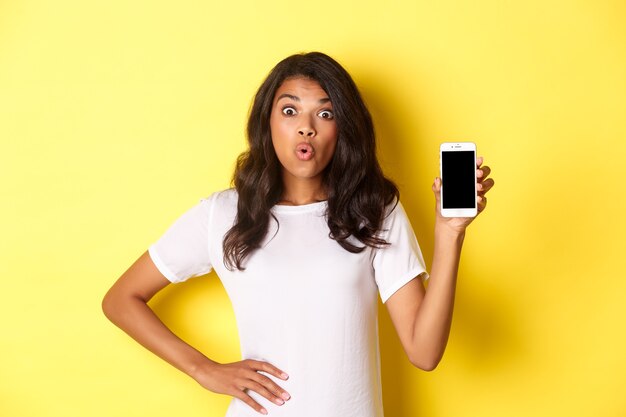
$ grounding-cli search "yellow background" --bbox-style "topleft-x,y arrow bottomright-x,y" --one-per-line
1,0 -> 625,416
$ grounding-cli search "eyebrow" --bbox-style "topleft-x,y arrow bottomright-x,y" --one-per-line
276,93 -> 331,104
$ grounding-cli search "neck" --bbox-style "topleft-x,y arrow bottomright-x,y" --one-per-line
279,174 -> 327,206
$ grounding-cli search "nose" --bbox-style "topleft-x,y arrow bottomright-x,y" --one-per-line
298,121 -> 316,138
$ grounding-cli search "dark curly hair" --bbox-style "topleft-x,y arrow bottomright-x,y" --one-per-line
223,51 -> 399,271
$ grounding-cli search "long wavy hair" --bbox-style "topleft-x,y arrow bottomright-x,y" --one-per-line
223,51 -> 399,271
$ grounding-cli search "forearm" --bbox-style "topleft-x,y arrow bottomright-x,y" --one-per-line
411,223 -> 464,369
102,294 -> 217,379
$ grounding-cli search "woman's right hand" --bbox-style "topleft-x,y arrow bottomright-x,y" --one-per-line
192,359 -> 291,415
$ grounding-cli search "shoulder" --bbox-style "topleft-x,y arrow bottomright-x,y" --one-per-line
377,196 -> 414,238
382,195 -> 403,221
199,188 -> 239,223
201,187 -> 238,207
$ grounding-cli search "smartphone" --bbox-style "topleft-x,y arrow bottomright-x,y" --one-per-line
439,142 -> 477,218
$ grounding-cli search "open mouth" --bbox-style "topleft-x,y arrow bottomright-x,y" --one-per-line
296,143 -> 315,161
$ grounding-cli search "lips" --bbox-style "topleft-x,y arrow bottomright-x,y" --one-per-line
295,142 -> 315,161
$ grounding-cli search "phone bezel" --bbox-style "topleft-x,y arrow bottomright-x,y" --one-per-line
439,142 -> 477,218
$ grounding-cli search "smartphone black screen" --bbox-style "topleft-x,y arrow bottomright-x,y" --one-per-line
442,151 -> 476,209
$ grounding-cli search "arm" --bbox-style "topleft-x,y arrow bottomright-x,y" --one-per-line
385,157 -> 494,371
385,224 -> 464,371
102,251 -> 291,414
102,251 -> 218,377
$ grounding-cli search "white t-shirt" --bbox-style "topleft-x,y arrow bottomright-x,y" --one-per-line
148,188 -> 429,417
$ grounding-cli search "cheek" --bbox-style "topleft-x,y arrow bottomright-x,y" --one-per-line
325,122 -> 337,136
269,116 -> 284,147
270,124 -> 293,166
332,125 -> 339,145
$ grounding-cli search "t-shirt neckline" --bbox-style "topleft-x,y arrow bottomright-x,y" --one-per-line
271,200 -> 328,214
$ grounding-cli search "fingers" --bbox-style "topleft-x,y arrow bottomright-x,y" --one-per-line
248,361 -> 291,402
203,360 -> 291,415
238,360 -> 291,414
476,163 -> 494,208
249,359 -> 290,382
477,194 -> 487,213
432,177 -> 441,193
477,165 -> 491,180
233,389 -> 270,415
476,161 -> 493,213
245,379 -> 286,407
432,177 -> 442,212
477,178 -> 495,193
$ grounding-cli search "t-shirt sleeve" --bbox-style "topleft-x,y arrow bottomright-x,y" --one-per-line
147,195 -> 215,283
373,199 -> 429,304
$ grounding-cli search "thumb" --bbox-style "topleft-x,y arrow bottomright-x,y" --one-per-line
432,177 -> 441,208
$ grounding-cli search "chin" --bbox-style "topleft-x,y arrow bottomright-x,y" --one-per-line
286,167 -> 323,180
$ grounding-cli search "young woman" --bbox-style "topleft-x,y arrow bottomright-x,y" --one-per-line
102,51 -> 494,417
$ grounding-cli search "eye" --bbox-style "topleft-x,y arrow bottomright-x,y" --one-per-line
281,106 -> 297,116
318,110 -> 334,119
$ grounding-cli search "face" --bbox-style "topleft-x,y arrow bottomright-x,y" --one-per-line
269,77 -> 338,188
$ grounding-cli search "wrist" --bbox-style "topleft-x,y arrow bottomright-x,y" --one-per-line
434,220 -> 466,241
187,356 -> 220,381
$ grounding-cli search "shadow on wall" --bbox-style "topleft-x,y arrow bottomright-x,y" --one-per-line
452,272 -> 526,373
379,271 -> 526,417
148,272 -> 239,364
358,58 -> 526,416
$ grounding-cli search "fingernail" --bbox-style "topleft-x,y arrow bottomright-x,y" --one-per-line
275,398 -> 285,405
281,373 -> 289,379
261,408 -> 268,415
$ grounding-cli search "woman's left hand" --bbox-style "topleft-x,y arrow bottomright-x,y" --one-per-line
432,156 -> 494,233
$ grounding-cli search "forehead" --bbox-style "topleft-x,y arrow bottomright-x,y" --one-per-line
273,77 -> 329,102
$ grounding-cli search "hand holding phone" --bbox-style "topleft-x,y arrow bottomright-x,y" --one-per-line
439,142 -> 477,218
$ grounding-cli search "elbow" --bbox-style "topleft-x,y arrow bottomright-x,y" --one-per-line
412,359 -> 439,372
414,360 -> 439,372
410,353 -> 442,372
101,289 -> 122,323
102,287 -> 146,325
101,291 -> 114,321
